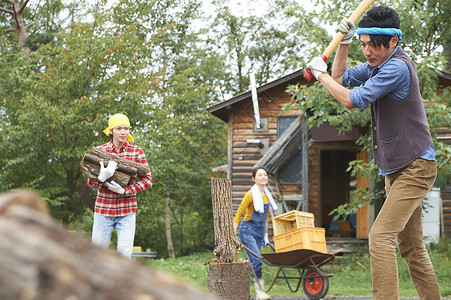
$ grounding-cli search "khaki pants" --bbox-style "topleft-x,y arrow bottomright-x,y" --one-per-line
369,158 -> 441,300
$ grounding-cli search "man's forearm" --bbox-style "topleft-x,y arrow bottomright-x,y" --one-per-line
331,44 -> 350,84
318,73 -> 354,109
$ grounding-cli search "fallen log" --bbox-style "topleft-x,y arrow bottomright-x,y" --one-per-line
0,190 -> 218,300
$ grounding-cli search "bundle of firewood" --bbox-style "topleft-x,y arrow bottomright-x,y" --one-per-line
80,147 -> 149,188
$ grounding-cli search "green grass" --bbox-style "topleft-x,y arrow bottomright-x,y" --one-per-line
144,237 -> 451,297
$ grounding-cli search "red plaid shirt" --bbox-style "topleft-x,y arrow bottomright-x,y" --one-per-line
87,140 -> 152,217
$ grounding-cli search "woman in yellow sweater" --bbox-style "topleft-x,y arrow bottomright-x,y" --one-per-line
233,167 -> 278,300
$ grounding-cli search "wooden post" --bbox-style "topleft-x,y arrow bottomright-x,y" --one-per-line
356,151 -> 370,239
211,178 -> 237,263
301,113 -> 309,212
207,178 -> 251,299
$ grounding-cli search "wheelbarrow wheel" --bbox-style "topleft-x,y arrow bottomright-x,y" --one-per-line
302,267 -> 329,300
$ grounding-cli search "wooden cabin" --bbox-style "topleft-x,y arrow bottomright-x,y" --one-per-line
208,68 -> 451,245
208,70 -> 370,243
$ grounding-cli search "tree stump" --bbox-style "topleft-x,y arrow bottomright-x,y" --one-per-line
207,178 -> 251,299
0,190 -> 219,300
207,261 -> 251,300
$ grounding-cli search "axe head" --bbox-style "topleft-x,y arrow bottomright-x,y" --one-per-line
303,68 -> 313,81
303,55 -> 328,81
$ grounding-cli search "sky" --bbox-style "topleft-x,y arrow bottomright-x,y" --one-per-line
201,0 -> 316,17
86,0 -> 331,36
91,0 -> 316,16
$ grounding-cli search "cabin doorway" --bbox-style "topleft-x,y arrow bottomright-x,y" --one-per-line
319,149 -> 356,237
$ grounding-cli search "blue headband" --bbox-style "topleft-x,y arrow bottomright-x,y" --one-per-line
356,27 -> 403,42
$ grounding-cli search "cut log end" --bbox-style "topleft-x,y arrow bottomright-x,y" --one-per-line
207,260 -> 251,299
0,190 -> 48,217
0,190 -> 218,300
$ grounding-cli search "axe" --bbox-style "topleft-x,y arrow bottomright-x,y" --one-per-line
303,0 -> 376,81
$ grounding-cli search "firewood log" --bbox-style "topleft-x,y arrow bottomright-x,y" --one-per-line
80,157 -> 132,188
90,147 -> 149,178
80,146 -> 150,188
84,154 -> 138,176
0,190 -> 218,300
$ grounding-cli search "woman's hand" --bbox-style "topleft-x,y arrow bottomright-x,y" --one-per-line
264,233 -> 270,247
233,222 -> 239,233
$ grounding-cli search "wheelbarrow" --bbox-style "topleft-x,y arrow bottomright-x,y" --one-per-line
241,243 -> 342,300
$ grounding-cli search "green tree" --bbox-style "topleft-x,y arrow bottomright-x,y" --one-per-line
145,71 -> 227,256
0,4 -> 159,224
207,0 -> 309,95
123,0 -> 228,257
0,0 -> 229,258
0,0 -> 86,51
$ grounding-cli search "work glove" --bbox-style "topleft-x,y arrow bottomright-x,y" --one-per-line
306,57 -> 328,80
105,180 -> 125,195
263,233 -> 270,247
336,18 -> 356,44
98,160 -> 118,182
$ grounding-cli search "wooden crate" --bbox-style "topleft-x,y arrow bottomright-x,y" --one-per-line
273,227 -> 327,253
272,210 -> 315,236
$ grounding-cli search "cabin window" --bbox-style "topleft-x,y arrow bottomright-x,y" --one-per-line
277,116 -> 298,137
277,116 -> 302,183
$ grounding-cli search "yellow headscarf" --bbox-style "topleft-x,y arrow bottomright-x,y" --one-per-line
103,113 -> 134,143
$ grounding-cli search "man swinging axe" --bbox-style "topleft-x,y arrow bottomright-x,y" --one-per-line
305,6 -> 441,300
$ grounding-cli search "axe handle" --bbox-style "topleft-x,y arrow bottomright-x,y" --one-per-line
303,0 -> 376,80
322,0 -> 377,60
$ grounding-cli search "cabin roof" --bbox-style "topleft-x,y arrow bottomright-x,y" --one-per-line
437,69 -> 451,81
207,69 -> 305,122
207,68 -> 450,123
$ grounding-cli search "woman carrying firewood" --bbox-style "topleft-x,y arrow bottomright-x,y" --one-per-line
233,167 -> 278,300
86,113 -> 152,258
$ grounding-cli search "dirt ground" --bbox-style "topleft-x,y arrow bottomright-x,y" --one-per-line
251,296 -> 451,300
